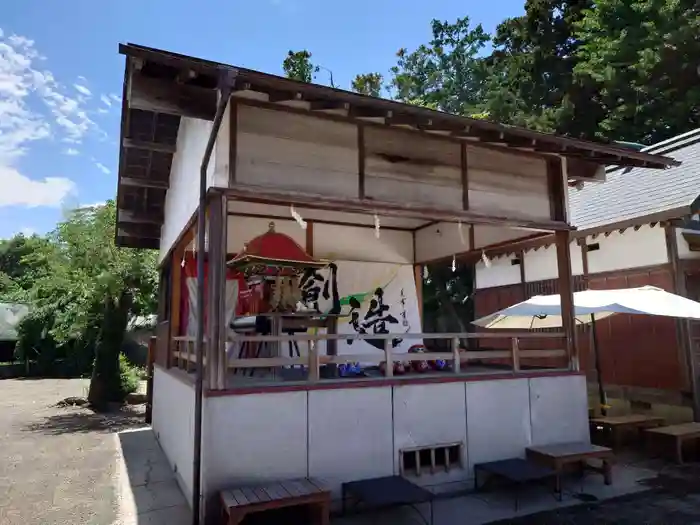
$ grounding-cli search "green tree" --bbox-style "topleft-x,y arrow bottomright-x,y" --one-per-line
483,0 -> 597,136
573,0 -> 700,143
282,50 -> 319,83
17,202 -> 157,407
389,17 -> 490,115
352,72 -> 384,97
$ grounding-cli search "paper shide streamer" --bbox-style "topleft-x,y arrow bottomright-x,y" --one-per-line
481,251 -> 492,268
458,221 -> 466,246
452,254 -> 456,272
374,214 -> 381,239
290,205 -> 307,230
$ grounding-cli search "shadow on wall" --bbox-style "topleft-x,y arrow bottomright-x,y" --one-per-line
117,427 -> 191,524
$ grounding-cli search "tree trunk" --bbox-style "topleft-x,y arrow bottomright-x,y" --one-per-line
88,290 -> 132,411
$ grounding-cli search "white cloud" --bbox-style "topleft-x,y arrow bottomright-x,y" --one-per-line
0,165 -> 75,207
20,227 -> 35,236
95,162 -> 110,174
63,147 -> 79,156
80,200 -> 106,208
74,83 -> 91,96
0,28 -> 106,210
109,93 -> 121,104
100,94 -> 112,107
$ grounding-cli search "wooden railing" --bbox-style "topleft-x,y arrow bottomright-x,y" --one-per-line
171,332 -> 569,388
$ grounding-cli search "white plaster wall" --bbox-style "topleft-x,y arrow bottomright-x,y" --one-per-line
227,215 -> 306,254
475,255 -> 521,289
314,223 -> 413,264
159,117 -> 220,262
524,242 -> 584,282
203,391 -> 308,494
196,373 -> 587,512
586,225 -> 667,274
414,222 -> 470,264
308,388 -> 394,498
414,223 -> 538,264
466,379 -> 532,469
677,228 -> 700,260
393,382 -> 469,486
475,224 -> 668,290
529,374 -> 590,445
152,368 -> 195,506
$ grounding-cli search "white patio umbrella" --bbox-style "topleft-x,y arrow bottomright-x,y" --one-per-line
472,286 -> 700,415
472,286 -> 700,329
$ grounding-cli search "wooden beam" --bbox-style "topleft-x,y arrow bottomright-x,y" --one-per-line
306,220 -> 314,256
225,184 -> 574,232
556,230 -> 577,370
118,208 -> 164,224
121,177 -> 169,189
518,250 -> 526,298
547,157 -> 566,222
118,224 -> 161,239
228,101 -> 238,186
461,142 -> 469,210
414,264 -> 423,328
357,124 -> 366,199
123,138 -> 176,154
665,224 -> 695,403
309,100 -> 350,112
580,238 -> 590,287
128,73 -> 217,120
268,91 -> 302,103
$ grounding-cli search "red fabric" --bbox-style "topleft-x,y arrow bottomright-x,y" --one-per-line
228,225 -> 317,267
178,252 -> 267,335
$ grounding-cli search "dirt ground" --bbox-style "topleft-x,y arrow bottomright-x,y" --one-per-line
0,378 -> 146,525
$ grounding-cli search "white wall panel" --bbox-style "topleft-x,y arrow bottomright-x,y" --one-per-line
152,368 -> 195,505
314,223 -> 413,264
529,374 -> 589,445
226,215 -> 306,255
159,117 -> 216,262
475,256 -> 521,289
678,228 -> 700,260
414,222 -> 470,264
466,379 -> 532,469
203,391 -> 308,493
308,388 -> 394,498
524,242 -> 584,282
393,383 -> 469,486
586,226 -> 667,274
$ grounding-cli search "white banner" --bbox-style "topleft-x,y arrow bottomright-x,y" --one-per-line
301,261 -> 423,358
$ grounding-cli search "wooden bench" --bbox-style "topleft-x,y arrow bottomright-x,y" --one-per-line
645,422 -> 700,464
526,442 -> 614,493
590,415 -> 665,448
220,478 -> 331,525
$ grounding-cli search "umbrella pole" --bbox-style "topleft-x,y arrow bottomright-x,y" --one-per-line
591,314 -> 608,416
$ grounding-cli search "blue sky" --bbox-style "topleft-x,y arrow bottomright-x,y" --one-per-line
0,0 -> 524,239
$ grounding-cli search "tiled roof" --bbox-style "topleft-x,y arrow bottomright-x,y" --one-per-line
569,129 -> 700,230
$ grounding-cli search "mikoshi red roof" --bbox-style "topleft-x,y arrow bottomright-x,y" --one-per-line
227,222 -> 326,276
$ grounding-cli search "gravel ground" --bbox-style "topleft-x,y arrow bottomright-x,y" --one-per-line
0,378 -> 146,525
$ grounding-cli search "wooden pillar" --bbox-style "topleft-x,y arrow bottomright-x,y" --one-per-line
414,264 -> 423,329
206,193 -> 228,390
556,230 -> 577,370
665,223 -> 700,420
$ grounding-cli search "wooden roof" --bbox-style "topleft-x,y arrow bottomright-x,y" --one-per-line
116,43 -> 680,249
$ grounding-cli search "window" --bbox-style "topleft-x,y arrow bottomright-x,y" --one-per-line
400,443 -> 463,476
587,243 -> 600,252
